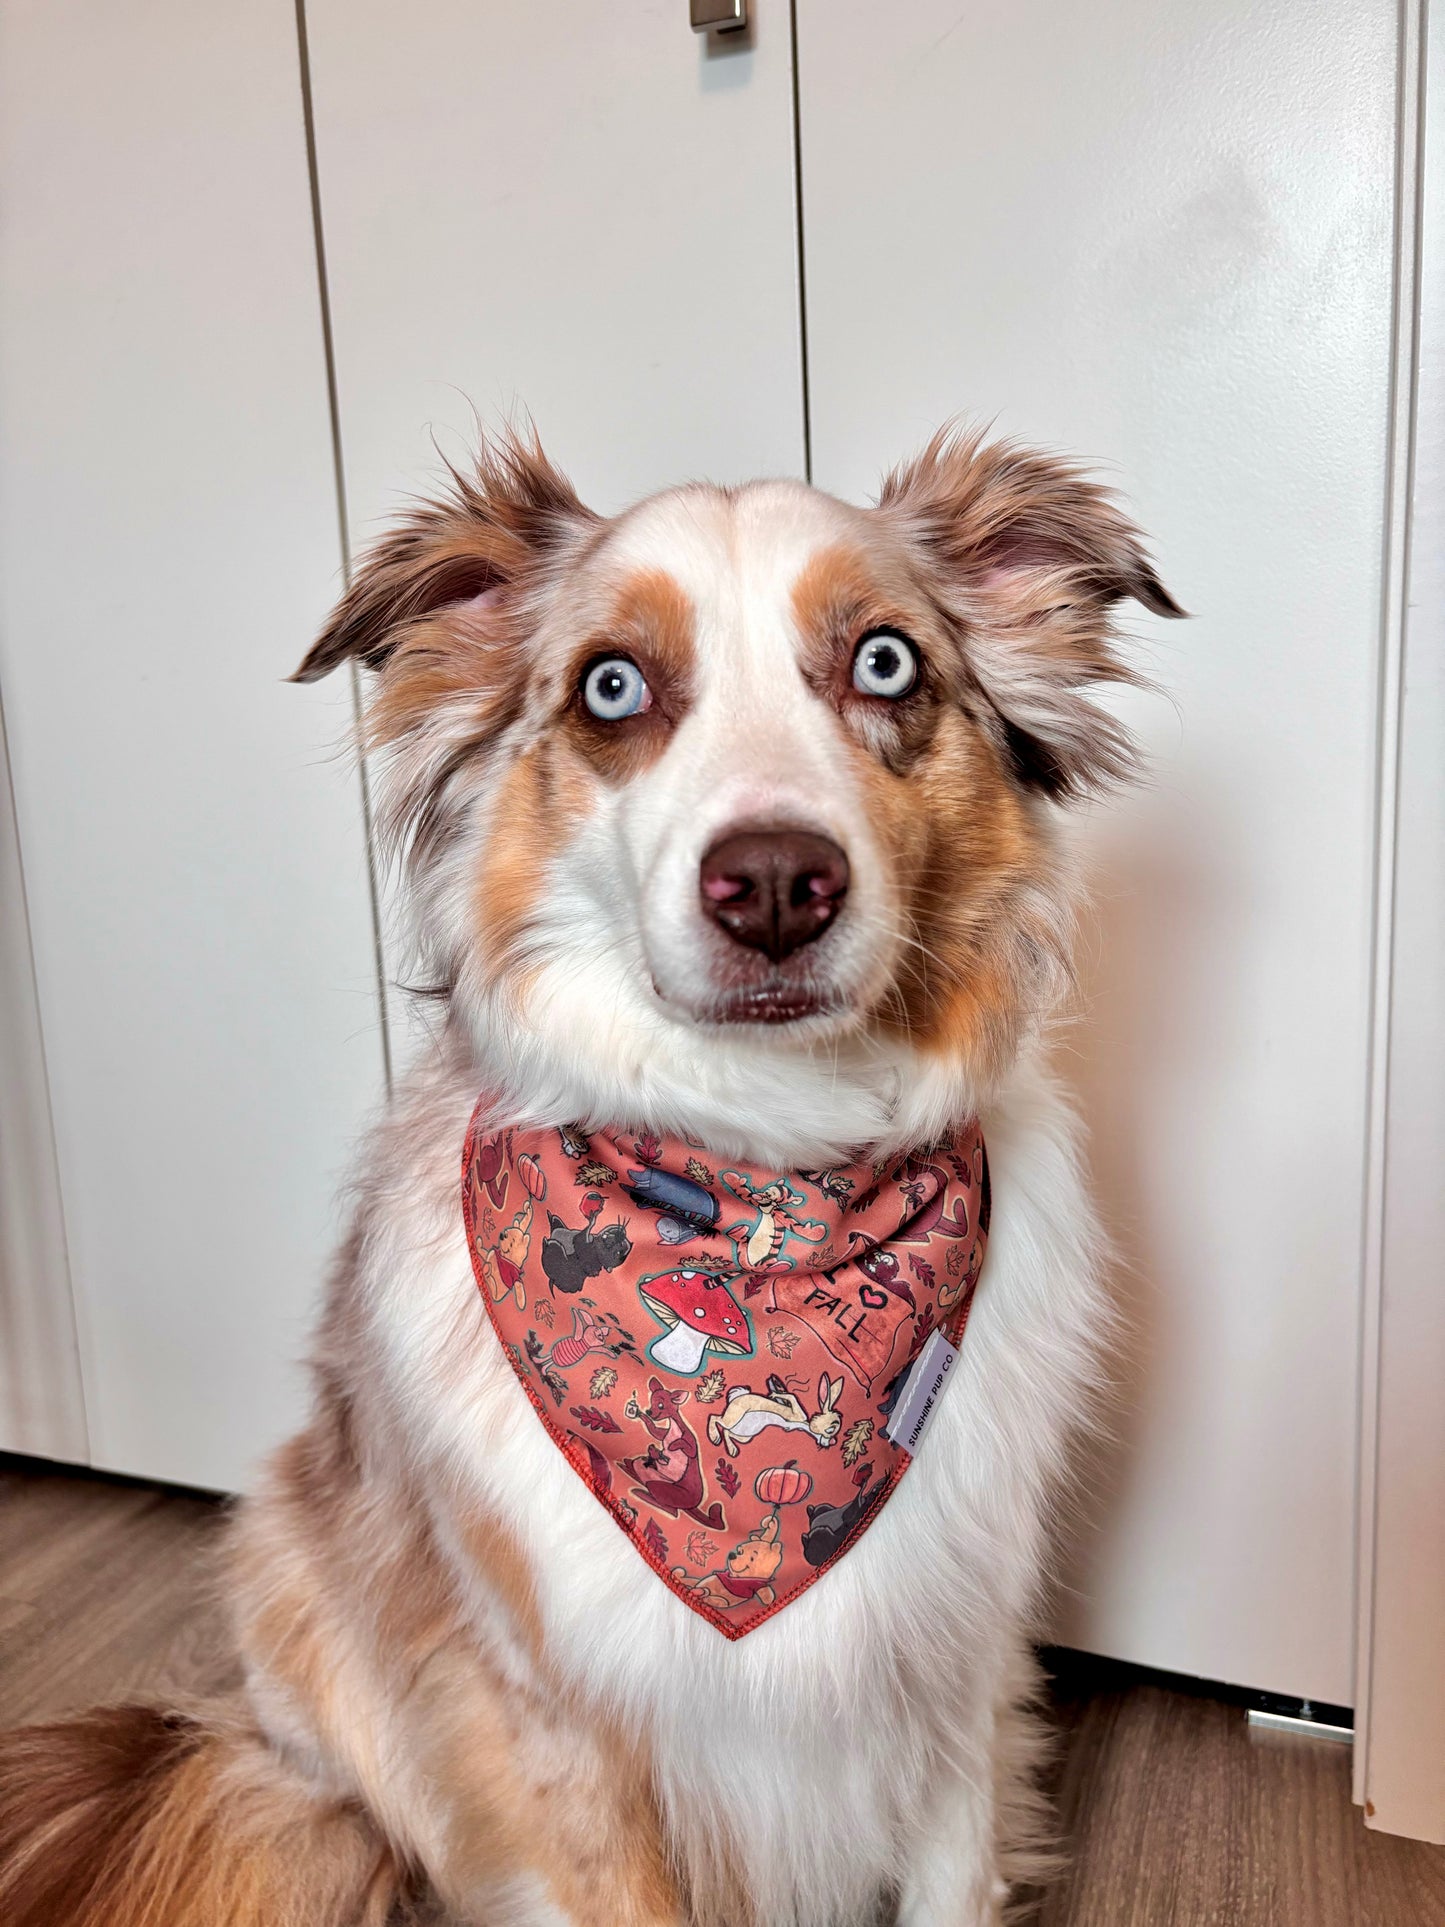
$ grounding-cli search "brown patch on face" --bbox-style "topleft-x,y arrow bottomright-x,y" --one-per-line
562,566 -> 696,783
789,543 -> 950,774
854,705 -> 1064,1078
473,738 -> 600,987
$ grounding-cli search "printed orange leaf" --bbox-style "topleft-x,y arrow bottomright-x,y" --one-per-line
841,1417 -> 874,1468
535,1297 -> 555,1330
684,1530 -> 718,1568
766,1326 -> 801,1360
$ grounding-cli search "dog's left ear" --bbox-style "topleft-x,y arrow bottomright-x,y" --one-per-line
878,429 -> 1185,797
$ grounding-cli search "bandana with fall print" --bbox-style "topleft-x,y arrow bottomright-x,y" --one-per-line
463,1103 -> 990,1639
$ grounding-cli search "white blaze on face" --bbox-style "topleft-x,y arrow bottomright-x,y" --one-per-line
591,483 -> 897,1026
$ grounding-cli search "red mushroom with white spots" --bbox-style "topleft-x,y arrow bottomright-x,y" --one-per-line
639,1268 -> 754,1376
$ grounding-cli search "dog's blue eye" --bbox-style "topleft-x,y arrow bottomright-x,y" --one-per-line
583,656 -> 650,720
852,631 -> 918,699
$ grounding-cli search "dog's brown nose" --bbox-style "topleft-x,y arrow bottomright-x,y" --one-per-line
699,829 -> 849,963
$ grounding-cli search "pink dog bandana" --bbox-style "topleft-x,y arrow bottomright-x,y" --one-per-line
463,1106 -> 989,1638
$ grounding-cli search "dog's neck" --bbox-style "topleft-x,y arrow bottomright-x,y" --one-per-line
440,984 -> 988,1167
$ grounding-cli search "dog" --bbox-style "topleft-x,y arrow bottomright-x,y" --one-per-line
0,424 -> 1179,1925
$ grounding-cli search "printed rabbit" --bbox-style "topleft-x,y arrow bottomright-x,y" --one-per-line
707,1373 -> 844,1457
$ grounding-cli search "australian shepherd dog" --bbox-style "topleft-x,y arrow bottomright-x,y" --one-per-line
0,426 -> 1178,1926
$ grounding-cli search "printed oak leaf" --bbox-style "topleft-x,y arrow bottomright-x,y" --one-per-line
908,1254 -> 937,1291
589,1365 -> 618,1400
642,1518 -> 669,1564
715,1457 -> 740,1498
569,1404 -> 621,1435
841,1417 -> 874,1468
575,1160 -> 616,1188
766,1326 -> 801,1360
684,1156 -> 715,1186
633,1132 -> 663,1167
684,1529 -> 718,1568
695,1368 -> 725,1405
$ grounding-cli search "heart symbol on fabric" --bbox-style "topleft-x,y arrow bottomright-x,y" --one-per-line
858,1284 -> 889,1310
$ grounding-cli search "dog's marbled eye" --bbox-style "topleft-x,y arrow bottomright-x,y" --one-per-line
851,630 -> 918,700
583,656 -> 651,721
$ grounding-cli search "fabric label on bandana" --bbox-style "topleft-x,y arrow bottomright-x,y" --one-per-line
462,1106 -> 990,1638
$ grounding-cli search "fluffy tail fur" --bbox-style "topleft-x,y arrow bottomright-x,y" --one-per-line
0,1701 -> 420,1927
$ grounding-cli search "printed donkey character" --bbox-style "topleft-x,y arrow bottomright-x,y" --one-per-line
620,1376 -> 725,1530
801,1463 -> 888,1567
622,1164 -> 720,1248
719,1171 -> 829,1274
540,1191 -> 632,1295
670,1511 -> 784,1614
707,1373 -> 845,1458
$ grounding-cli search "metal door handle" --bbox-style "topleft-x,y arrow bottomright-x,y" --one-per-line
691,0 -> 747,33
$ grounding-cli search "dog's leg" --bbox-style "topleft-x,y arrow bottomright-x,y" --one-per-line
896,1648 -> 1053,1927
895,1758 -> 1005,1927
390,1634 -> 685,1927
230,1421 -> 686,1927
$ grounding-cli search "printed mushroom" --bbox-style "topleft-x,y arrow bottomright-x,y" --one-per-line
639,1269 -> 753,1376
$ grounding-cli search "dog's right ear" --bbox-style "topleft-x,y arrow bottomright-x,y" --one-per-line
290,431 -> 596,683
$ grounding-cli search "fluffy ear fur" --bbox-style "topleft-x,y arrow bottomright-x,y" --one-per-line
291,430 -> 595,684
878,427 -> 1184,797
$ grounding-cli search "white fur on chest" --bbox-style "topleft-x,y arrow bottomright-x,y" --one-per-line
366,1055 -> 1104,1926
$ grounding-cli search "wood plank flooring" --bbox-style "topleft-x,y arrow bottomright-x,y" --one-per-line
1,1456 -> 1442,1924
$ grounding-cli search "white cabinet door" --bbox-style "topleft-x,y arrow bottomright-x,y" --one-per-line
797,0 -> 1398,1704
0,3 -> 386,1492
305,1 -> 805,524
305,0 -> 807,1055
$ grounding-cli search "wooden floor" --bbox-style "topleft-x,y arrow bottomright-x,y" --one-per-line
2,1458 -> 1442,1926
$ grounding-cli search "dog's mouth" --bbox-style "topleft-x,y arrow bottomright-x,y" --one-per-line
704,983 -> 847,1027
647,963 -> 853,1030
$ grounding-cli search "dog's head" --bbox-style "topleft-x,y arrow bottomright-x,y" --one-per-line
296,428 -> 1178,1153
